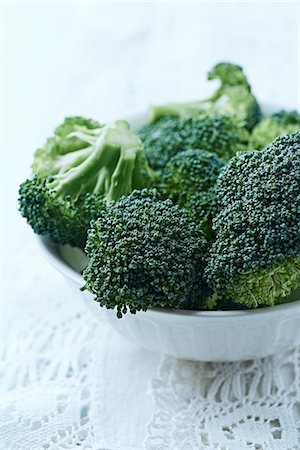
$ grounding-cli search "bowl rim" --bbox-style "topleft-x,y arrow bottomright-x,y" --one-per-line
35,235 -> 300,319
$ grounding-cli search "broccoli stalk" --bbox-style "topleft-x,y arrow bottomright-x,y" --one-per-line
47,120 -> 151,201
32,116 -> 104,177
19,118 -> 156,248
149,62 -> 261,130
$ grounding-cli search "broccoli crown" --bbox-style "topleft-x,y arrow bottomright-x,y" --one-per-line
82,189 -> 209,317
205,132 -> 300,307
159,150 -> 225,239
32,119 -> 154,201
19,177 -> 105,248
184,189 -> 219,240
138,115 -> 249,170
249,110 -> 300,150
148,62 -> 261,130
20,118 -> 155,248
207,62 -> 251,89
205,62 -> 261,130
160,149 -> 225,203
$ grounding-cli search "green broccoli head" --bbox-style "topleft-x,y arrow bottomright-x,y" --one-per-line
19,119 -> 156,248
138,115 -> 249,170
184,189 -> 219,240
149,62 -> 261,130
160,149 -> 225,203
207,62 -> 251,88
82,189 -> 209,317
159,149 -> 225,238
19,177 -> 105,248
249,110 -> 300,150
204,62 -> 262,130
205,132 -> 300,307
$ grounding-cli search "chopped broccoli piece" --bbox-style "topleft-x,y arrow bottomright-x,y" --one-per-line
19,118 -> 155,248
149,62 -> 261,130
159,150 -> 225,238
205,132 -> 300,308
82,189 -> 209,317
138,114 -> 249,170
249,110 -> 300,150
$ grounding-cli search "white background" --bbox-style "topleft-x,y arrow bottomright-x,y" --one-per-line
3,1 -> 300,242
2,2 -> 300,448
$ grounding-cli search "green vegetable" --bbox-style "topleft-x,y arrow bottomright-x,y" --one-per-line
19,118 -> 155,248
138,114 -> 249,170
19,179 -> 105,248
159,149 -> 225,238
82,189 -> 209,317
184,189 -> 219,241
205,132 -> 300,308
249,110 -> 300,150
149,62 -> 261,130
32,116 -> 104,177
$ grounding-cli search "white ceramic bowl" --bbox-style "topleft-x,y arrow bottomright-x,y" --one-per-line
36,235 -> 300,362
35,108 -> 300,362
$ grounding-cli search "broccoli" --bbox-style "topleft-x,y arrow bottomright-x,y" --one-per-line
82,189 -> 209,317
19,179 -> 105,248
149,62 -> 261,130
32,116 -> 104,177
184,189 -> 219,240
249,110 -> 300,150
138,114 -> 249,170
19,118 -> 155,248
205,132 -> 300,308
160,149 -> 225,203
201,292 -> 246,310
159,150 -> 225,238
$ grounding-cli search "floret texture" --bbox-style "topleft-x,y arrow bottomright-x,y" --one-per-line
205,132 -> 300,307
138,115 -> 249,170
82,189 -> 209,317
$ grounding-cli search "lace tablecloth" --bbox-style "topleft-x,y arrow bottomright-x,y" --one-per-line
1,228 -> 300,450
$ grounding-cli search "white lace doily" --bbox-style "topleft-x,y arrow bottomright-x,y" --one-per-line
1,232 -> 107,450
1,228 -> 157,450
2,228 -> 300,450
146,351 -> 300,450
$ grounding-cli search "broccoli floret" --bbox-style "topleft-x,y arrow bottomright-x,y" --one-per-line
19,178 -> 105,248
205,132 -> 300,308
82,189 -> 209,317
19,119 -> 155,248
32,116 -> 104,177
160,149 -> 225,203
138,115 -> 249,170
184,189 -> 219,240
249,110 -> 300,150
159,150 -> 225,238
149,62 -> 261,130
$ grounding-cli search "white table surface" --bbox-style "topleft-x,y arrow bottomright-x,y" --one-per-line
2,3 -> 300,449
